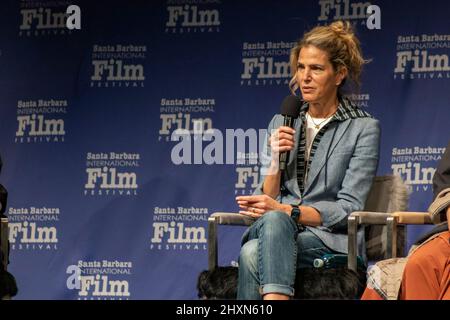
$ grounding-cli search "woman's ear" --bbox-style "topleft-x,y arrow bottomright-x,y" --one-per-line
336,66 -> 348,86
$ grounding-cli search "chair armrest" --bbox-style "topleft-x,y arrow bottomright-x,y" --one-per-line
390,211 -> 432,224
386,211 -> 431,259
208,213 -> 255,270
210,212 -> 256,226
348,211 -> 393,271
350,211 -> 392,225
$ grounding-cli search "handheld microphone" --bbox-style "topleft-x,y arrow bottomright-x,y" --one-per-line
279,95 -> 301,171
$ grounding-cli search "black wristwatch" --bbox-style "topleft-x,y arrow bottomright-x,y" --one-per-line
290,205 -> 301,224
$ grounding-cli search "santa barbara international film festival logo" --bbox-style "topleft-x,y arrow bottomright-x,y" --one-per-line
8,206 -> 59,251
241,41 -> 294,87
66,260 -> 132,300
165,0 -> 221,34
346,93 -> 371,108
19,1 -> 80,37
316,0 -> 381,29
159,97 -> 214,143
391,145 -> 446,192
15,98 -> 67,144
394,33 -> 450,80
150,206 -> 209,251
90,44 -> 146,88
84,152 -> 139,196
235,153 -> 260,196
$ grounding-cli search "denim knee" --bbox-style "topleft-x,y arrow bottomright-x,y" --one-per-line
258,210 -> 297,235
239,239 -> 258,275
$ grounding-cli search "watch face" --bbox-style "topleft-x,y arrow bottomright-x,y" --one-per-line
291,207 -> 300,220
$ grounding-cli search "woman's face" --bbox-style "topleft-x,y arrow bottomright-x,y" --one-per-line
296,45 -> 346,105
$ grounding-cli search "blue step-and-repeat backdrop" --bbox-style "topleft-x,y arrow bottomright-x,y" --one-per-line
0,0 -> 449,299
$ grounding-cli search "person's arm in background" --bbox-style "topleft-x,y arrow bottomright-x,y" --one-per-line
447,207 -> 450,230
428,140 -> 450,227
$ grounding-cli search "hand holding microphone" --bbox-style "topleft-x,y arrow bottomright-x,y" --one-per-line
269,96 -> 301,172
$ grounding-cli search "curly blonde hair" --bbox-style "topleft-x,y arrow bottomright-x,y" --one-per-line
289,21 -> 369,95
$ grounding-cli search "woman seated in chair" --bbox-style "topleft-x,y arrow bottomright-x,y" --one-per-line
235,21 -> 380,300
362,141 -> 450,300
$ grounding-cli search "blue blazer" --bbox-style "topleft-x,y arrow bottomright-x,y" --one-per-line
253,110 -> 380,255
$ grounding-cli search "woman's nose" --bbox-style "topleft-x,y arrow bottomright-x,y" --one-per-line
302,69 -> 312,81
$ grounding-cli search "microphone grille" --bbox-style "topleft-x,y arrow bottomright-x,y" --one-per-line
280,95 -> 301,118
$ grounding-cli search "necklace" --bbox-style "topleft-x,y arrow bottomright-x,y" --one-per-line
307,112 -> 334,129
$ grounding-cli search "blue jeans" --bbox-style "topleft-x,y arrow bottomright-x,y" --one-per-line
237,211 -> 335,300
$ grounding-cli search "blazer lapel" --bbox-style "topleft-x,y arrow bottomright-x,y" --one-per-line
303,119 -> 351,195
288,117 -> 302,166
284,117 -> 303,198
